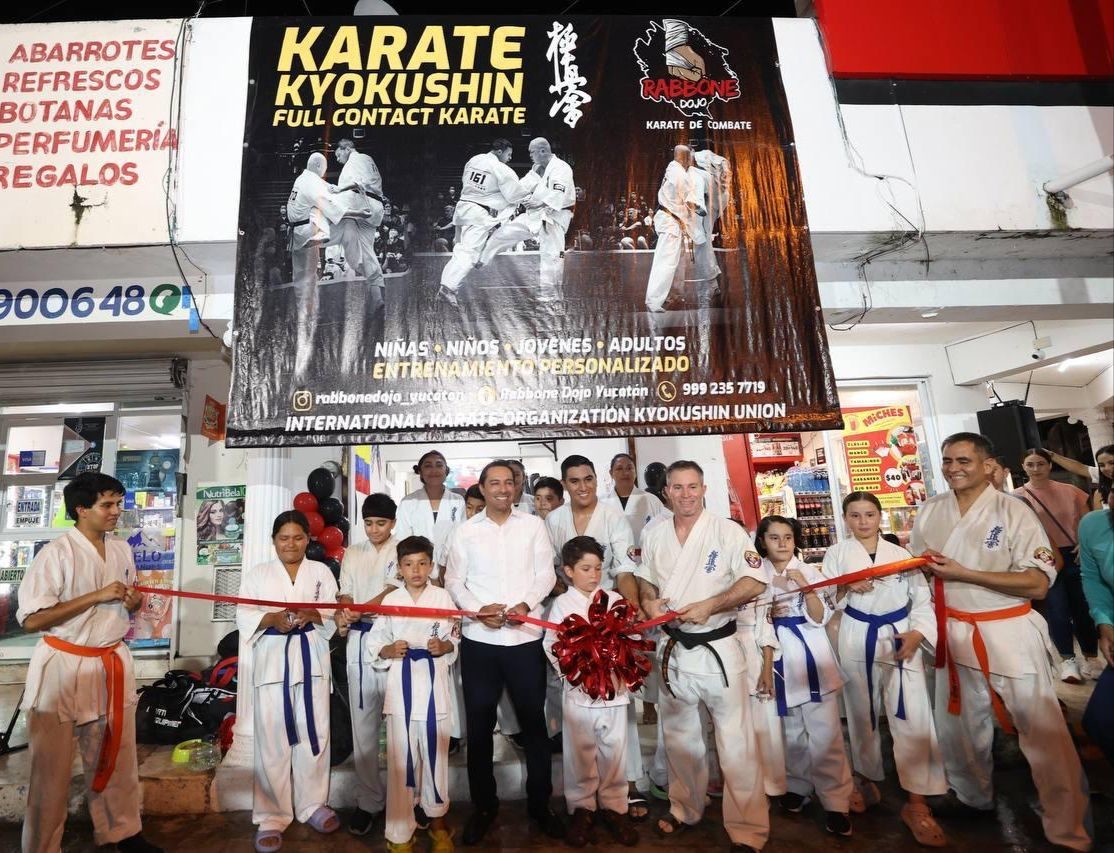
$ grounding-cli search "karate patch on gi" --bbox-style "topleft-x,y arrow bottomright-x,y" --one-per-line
744,550 -> 761,569
983,525 -> 1003,550
451,507 -> 458,522
314,580 -> 322,601
1034,546 -> 1055,567
703,549 -> 719,573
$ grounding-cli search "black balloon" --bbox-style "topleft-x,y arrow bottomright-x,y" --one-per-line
318,497 -> 344,525
307,467 -> 335,500
325,557 -> 341,580
336,517 -> 350,546
306,541 -> 327,562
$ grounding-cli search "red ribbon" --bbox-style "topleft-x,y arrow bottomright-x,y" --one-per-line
550,590 -> 657,701
769,556 -> 930,600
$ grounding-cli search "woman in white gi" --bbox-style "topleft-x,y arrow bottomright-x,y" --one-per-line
600,453 -> 667,547
237,510 -> 339,852
365,536 -> 457,853
755,515 -> 854,836
334,493 -> 400,836
824,492 -> 947,846
544,536 -> 640,847
394,450 -> 466,573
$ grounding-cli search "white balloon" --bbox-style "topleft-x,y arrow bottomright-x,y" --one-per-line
353,0 -> 398,14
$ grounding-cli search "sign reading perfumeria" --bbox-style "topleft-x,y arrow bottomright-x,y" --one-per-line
228,17 -> 839,446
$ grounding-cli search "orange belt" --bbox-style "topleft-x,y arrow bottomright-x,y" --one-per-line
942,602 -> 1031,734
44,636 -> 124,792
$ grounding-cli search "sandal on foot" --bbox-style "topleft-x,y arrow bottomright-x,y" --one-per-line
901,802 -> 947,847
307,805 -> 340,834
850,779 -> 881,813
627,793 -> 649,822
253,830 -> 282,852
655,812 -> 690,838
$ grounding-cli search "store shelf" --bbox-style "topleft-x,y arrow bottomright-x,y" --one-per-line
796,515 -> 835,520
751,456 -> 802,466
795,491 -> 830,497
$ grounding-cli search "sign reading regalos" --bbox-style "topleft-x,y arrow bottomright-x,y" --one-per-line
228,16 -> 839,447
0,19 -> 179,249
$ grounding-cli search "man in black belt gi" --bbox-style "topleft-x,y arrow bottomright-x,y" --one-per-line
636,460 -> 770,852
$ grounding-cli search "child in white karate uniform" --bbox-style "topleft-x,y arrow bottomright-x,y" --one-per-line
236,510 -> 339,853
334,493 -> 400,836
366,536 -> 458,853
756,515 -> 854,837
544,536 -> 640,848
824,492 -> 947,846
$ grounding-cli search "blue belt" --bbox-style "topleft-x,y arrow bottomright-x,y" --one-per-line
263,623 -> 321,756
773,616 -> 822,717
844,604 -> 909,730
349,620 -> 374,710
402,648 -> 443,804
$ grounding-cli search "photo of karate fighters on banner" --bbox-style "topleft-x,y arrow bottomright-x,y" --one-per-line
230,17 -> 837,447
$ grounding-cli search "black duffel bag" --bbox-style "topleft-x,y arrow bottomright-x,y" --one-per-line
135,670 -> 209,745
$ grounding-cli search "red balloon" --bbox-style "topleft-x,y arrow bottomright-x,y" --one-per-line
305,511 -> 325,537
293,492 -> 318,513
318,526 -> 344,551
325,545 -> 345,562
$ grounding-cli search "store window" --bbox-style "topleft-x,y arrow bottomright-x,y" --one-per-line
724,379 -> 941,557
0,403 -> 182,658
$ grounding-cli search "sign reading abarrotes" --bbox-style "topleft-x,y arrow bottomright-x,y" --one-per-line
228,16 -> 839,447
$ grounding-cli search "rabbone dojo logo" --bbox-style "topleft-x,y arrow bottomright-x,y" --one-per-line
634,19 -> 741,119
547,21 -> 591,129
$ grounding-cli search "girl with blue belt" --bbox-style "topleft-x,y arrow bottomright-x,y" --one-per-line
824,492 -> 947,847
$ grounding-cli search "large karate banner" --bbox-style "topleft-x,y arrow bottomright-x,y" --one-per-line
227,16 -> 839,447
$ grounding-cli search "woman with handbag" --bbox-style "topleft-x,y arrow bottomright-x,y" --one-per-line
1013,448 -> 1101,683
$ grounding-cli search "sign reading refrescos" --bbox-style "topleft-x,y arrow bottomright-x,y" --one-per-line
227,17 -> 839,447
0,19 -> 180,249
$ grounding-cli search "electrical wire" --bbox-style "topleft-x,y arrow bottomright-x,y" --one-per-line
163,3 -> 220,341
813,25 -> 930,331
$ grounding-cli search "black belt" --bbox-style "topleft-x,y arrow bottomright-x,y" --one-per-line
660,621 -> 736,697
463,200 -> 497,217
288,217 -> 310,227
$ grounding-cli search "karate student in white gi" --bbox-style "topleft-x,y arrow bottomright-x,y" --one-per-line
911,432 -> 1092,851
644,145 -> 706,313
366,536 -> 458,853
754,516 -> 853,836
437,137 -> 530,306
510,459 -> 537,515
285,152 -> 370,379
445,460 -> 566,845
236,511 -> 340,852
824,492 -> 946,846
475,137 -> 576,305
331,138 -> 386,370
600,453 -> 667,549
545,455 -> 647,818
544,537 -> 640,848
333,493 -> 400,836
732,522 -> 786,800
17,473 -> 161,853
635,461 -> 769,852
532,477 -> 564,520
394,450 -> 466,576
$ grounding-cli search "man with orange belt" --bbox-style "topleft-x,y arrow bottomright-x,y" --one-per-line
16,473 -> 161,853
910,432 -> 1092,851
